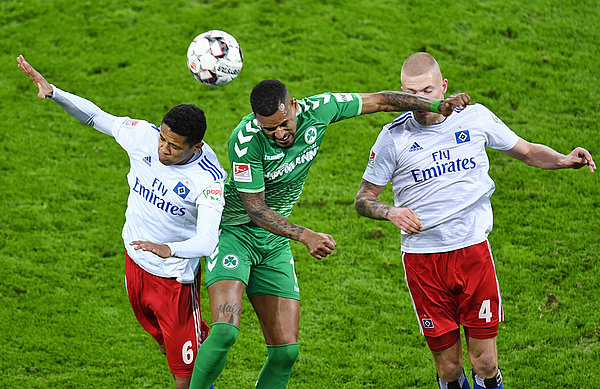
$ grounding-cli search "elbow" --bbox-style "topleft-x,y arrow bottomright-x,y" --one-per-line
354,196 -> 364,216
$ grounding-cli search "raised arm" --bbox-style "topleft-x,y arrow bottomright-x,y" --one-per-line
354,179 -> 422,234
358,91 -> 471,116
240,191 -> 336,259
17,55 -> 118,135
501,138 -> 596,173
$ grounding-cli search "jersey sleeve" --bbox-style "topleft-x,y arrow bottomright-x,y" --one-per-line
362,128 -> 397,186
51,85 -> 119,136
228,118 -> 266,193
110,117 -> 159,153
298,92 -> 363,125
165,180 -> 225,259
475,104 -> 519,150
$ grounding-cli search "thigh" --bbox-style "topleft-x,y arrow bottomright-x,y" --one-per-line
250,294 -> 299,345
457,241 -> 503,330
402,252 -> 459,338
207,279 -> 246,326
247,243 -> 299,300
125,254 -> 163,343
205,226 -> 253,287
133,264 -> 206,377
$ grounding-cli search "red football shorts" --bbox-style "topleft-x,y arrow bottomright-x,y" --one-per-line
125,253 -> 209,377
402,240 -> 503,350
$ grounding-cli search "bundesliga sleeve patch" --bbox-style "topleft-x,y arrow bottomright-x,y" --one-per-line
123,119 -> 139,126
202,182 -> 223,202
332,93 -> 353,102
367,149 -> 376,170
233,162 -> 252,182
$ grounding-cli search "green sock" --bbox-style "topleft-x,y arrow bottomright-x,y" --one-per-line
190,322 -> 239,389
255,343 -> 299,389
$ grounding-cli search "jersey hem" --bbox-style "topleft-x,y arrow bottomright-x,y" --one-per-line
401,237 -> 488,254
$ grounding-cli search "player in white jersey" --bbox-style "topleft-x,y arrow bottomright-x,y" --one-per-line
17,55 -> 225,389
354,53 -> 595,389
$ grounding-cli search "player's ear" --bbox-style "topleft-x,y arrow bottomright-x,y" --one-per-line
441,79 -> 448,95
193,141 -> 204,152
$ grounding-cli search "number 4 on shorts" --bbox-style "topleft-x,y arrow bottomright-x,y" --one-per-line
479,299 -> 492,323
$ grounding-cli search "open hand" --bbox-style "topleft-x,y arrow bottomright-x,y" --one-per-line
16,55 -> 53,99
130,241 -> 172,258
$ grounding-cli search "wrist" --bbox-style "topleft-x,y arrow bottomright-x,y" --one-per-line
429,99 -> 443,113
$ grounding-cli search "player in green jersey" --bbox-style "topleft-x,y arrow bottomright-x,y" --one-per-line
190,79 -> 471,389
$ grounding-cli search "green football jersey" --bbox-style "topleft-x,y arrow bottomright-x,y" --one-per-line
221,92 -> 363,226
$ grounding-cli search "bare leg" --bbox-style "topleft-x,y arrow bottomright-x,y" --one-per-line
208,280 -> 246,326
432,339 -> 464,382
250,295 -> 299,344
466,336 -> 498,378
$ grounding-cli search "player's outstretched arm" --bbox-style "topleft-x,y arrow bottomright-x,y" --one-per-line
17,55 -> 53,99
239,191 -> 336,259
502,138 -> 596,173
358,91 -> 471,116
354,179 -> 422,234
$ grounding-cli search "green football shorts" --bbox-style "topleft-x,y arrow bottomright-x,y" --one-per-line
205,223 -> 300,300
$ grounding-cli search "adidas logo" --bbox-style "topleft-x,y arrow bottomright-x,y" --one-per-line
143,156 -> 152,166
408,142 -> 423,152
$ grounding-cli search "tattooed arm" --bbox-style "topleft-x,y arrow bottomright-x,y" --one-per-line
354,179 -> 422,234
359,91 -> 471,116
240,191 -> 336,259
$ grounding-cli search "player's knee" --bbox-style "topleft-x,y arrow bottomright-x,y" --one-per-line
437,360 -> 464,382
267,343 -> 299,370
209,322 -> 239,349
470,351 -> 497,378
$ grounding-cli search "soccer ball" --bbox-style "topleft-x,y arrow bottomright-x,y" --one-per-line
187,30 -> 243,86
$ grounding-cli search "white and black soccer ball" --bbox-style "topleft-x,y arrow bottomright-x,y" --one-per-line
187,30 -> 243,86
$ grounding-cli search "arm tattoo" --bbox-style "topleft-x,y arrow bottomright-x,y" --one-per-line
240,192 -> 306,240
380,91 -> 433,112
355,181 -> 391,220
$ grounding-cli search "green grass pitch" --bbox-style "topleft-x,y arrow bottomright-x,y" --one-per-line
0,0 -> 598,387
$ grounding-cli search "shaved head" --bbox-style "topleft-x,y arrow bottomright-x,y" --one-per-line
401,52 -> 442,80
400,52 -> 448,125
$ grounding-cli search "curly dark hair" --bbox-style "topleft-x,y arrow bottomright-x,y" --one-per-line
161,104 -> 207,145
250,79 -> 289,117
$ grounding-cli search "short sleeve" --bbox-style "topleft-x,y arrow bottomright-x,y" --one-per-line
476,105 -> 519,151
362,129 -> 397,186
228,119 -> 266,193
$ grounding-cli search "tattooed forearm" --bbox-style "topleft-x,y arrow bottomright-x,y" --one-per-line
240,191 -> 306,240
380,91 -> 435,112
354,180 -> 391,220
355,196 -> 392,220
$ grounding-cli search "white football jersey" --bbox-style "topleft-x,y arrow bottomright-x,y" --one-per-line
363,104 -> 519,253
50,86 -> 227,283
110,117 -> 226,282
